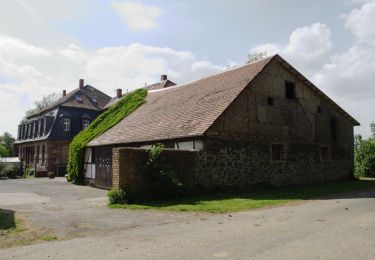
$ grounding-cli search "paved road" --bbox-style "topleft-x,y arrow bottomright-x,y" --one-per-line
1,178 -> 375,259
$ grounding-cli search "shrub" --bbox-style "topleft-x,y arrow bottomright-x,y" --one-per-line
144,144 -> 183,200
67,88 -> 147,184
3,166 -> 19,179
108,188 -> 127,205
24,167 -> 35,178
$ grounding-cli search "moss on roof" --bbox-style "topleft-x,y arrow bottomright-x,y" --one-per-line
67,88 -> 147,184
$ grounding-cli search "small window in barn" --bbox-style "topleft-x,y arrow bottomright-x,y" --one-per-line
63,118 -> 70,132
271,144 -> 285,161
285,81 -> 296,99
267,97 -> 274,106
320,146 -> 330,161
91,97 -> 97,103
330,119 -> 337,143
317,105 -> 322,114
82,119 -> 90,129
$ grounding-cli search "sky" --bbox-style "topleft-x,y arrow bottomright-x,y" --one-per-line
0,0 -> 374,137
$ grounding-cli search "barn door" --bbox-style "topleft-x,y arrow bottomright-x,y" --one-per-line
94,147 -> 113,189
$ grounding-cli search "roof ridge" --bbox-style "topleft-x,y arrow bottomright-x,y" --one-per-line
149,54 -> 277,93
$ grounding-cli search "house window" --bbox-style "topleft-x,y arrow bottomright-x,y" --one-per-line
285,81 -> 296,99
320,146 -> 330,161
63,118 -> 71,132
330,119 -> 337,143
82,119 -> 90,129
271,144 -> 285,161
36,145 -> 40,163
267,97 -> 274,106
41,145 -> 45,165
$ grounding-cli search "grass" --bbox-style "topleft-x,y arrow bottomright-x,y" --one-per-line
0,209 -> 57,249
40,235 -> 58,241
109,178 -> 375,213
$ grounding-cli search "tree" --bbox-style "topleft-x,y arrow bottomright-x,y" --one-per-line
0,144 -> 8,157
25,93 -> 60,118
246,51 -> 268,63
0,132 -> 15,157
354,124 -> 375,177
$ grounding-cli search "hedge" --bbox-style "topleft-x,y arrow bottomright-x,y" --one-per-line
67,88 -> 148,184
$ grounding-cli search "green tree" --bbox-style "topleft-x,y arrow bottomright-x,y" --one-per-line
0,132 -> 15,157
0,144 -> 8,157
354,125 -> 375,177
246,51 -> 268,63
25,93 -> 59,118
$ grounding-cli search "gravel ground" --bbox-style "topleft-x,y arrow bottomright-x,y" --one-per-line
1,178 -> 375,259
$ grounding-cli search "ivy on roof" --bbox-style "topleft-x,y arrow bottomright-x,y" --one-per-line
67,88 -> 148,184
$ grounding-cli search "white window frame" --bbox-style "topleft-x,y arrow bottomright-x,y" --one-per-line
63,118 -> 71,132
82,119 -> 90,129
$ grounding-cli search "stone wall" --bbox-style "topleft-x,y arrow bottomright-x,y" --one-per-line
111,137 -> 353,195
194,138 -> 353,188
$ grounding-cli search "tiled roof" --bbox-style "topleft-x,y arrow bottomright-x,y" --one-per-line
88,56 -> 274,146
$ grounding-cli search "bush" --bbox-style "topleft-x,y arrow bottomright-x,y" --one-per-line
24,167 -> 35,178
108,188 -> 127,205
144,144 -> 183,200
355,135 -> 375,177
67,88 -> 147,184
2,166 -> 19,179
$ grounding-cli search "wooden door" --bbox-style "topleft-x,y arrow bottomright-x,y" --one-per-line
94,147 -> 113,189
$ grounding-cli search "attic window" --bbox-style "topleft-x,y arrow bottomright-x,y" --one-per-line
267,97 -> 274,106
75,95 -> 83,102
285,81 -> 296,99
317,105 -> 322,114
91,97 -> 97,103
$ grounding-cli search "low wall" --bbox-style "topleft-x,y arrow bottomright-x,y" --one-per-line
112,147 -> 198,191
111,139 -> 354,194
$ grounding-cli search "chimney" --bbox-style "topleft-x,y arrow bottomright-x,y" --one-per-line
161,74 -> 167,81
116,88 -> 122,98
79,79 -> 84,89
62,90 -> 66,96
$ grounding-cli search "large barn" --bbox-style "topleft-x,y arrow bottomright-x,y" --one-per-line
84,55 -> 359,190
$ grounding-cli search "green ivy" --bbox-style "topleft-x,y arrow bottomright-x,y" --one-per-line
67,88 -> 148,184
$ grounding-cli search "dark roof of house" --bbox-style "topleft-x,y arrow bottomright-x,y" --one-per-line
28,85 -> 111,118
103,79 -> 177,110
87,56 -> 274,147
144,79 -> 176,91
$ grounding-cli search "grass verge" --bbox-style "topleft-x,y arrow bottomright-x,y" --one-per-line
0,209 -> 57,249
109,178 -> 375,213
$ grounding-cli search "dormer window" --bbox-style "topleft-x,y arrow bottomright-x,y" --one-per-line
91,97 -> 97,103
63,118 -> 71,132
82,119 -> 90,129
75,95 -> 83,102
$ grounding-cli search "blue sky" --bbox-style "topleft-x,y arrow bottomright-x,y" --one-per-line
0,0 -> 374,137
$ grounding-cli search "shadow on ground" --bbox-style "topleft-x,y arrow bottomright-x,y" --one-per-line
0,209 -> 16,230
130,179 -> 375,208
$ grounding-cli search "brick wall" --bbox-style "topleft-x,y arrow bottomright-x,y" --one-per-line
111,147 -> 197,192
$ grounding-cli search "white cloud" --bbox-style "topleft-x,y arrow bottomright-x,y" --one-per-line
0,36 -> 224,136
250,23 -> 332,77
344,0 -> 375,46
250,20 -> 375,137
111,1 -> 162,31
